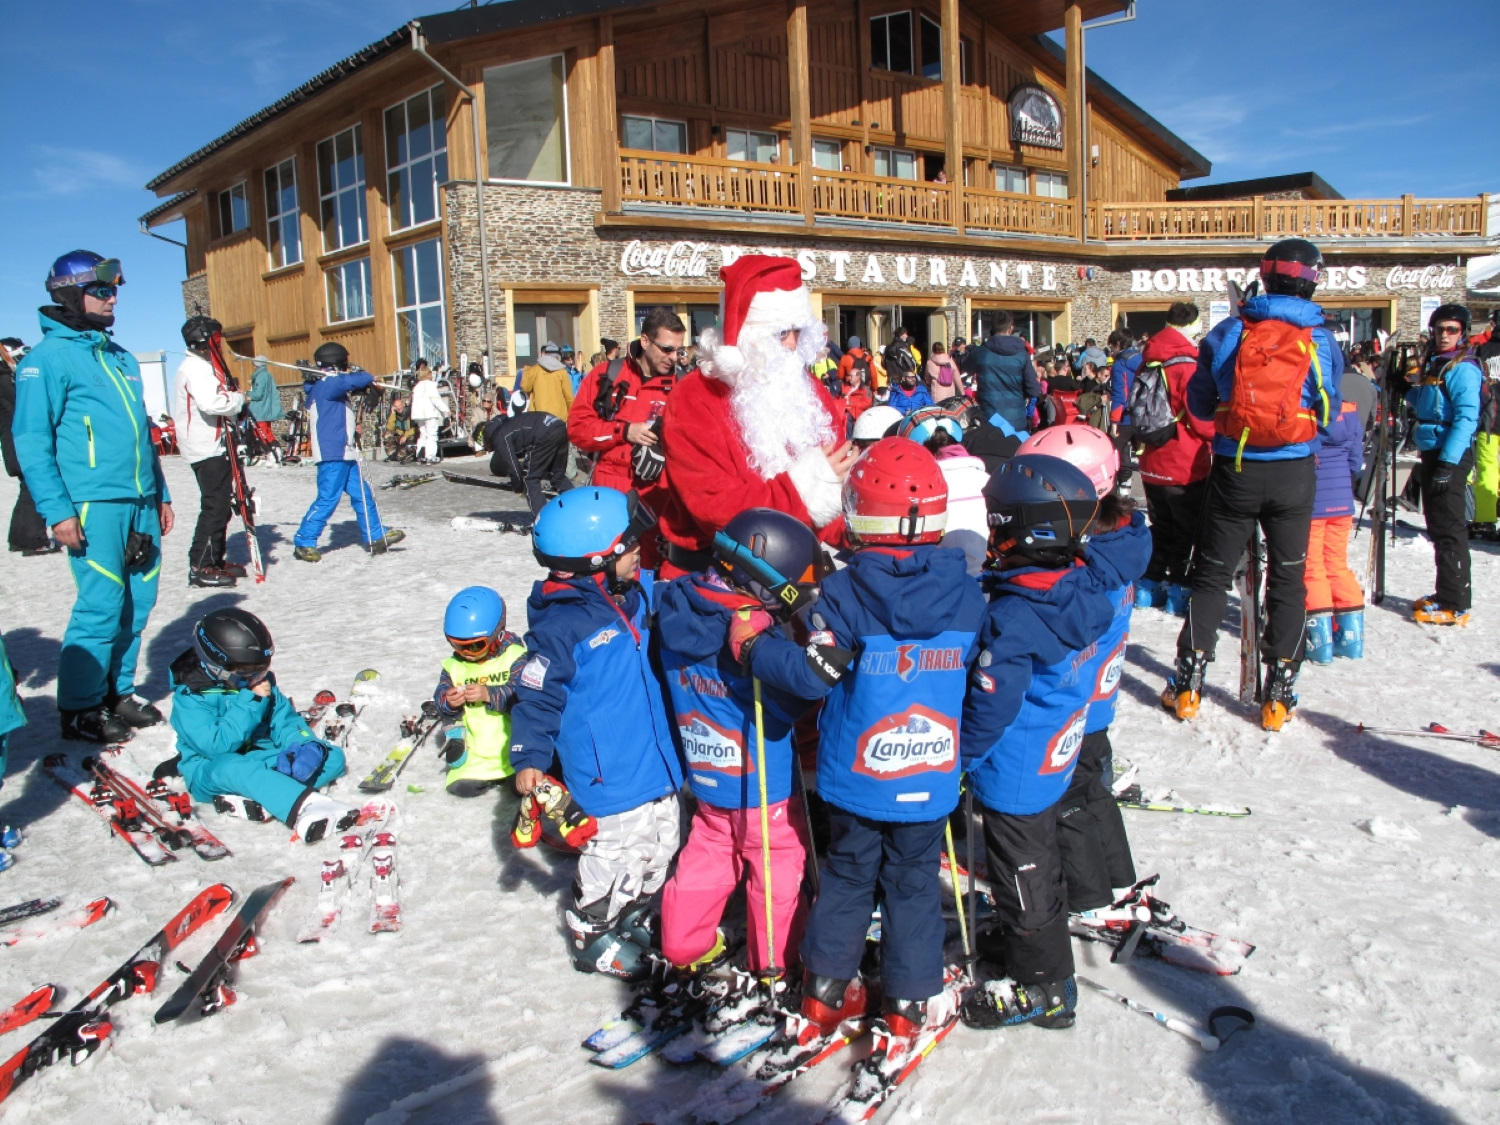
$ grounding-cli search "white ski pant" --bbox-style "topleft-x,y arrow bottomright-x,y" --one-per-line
417,418 -> 441,462
574,793 -> 680,924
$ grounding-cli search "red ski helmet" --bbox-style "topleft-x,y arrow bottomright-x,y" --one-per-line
1017,423 -> 1119,499
842,437 -> 948,545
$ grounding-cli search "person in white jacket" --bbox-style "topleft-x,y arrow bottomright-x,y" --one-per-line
898,407 -> 991,576
408,362 -> 448,464
172,317 -> 246,587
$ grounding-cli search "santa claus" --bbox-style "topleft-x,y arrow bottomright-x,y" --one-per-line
657,255 -> 855,570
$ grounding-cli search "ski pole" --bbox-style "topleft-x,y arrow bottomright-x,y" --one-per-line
750,669 -> 778,990
1357,722 -> 1500,750
943,816 -> 970,961
1077,976 -> 1220,1051
790,740 -> 820,898
964,785 -> 978,965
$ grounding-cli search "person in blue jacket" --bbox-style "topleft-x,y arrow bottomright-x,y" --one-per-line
972,311 -> 1043,433
508,487 -> 682,981
1407,304 -> 1482,626
292,341 -> 403,562
656,508 -> 830,992
1302,395 -> 1366,663
886,369 -> 935,416
736,439 -> 983,1057
169,608 -> 356,843
0,627 -> 25,868
12,251 -> 174,743
1166,238 -> 1343,732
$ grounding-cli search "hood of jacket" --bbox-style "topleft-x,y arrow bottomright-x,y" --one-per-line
527,571 -> 642,620
1082,510 -> 1152,589
537,355 -> 565,372
988,562 -> 1108,652
1241,293 -> 1325,329
984,334 -> 1029,358
656,575 -> 752,661
845,545 -> 973,638
170,648 -> 219,692
1141,326 -> 1198,364
37,308 -> 111,348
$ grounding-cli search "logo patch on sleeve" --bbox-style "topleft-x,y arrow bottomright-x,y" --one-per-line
517,655 -> 550,691
678,712 -> 749,776
853,705 -> 958,780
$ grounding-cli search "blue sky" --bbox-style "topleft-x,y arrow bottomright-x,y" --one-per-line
3,0 -> 1496,359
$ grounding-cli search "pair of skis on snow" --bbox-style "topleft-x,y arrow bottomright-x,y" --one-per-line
297,798 -> 403,941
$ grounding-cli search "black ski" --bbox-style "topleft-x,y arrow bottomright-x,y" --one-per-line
441,469 -> 513,491
154,878 -> 294,1024
0,898 -> 62,929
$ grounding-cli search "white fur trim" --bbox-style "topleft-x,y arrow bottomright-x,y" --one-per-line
785,446 -> 845,528
695,326 -> 745,385
738,286 -> 817,343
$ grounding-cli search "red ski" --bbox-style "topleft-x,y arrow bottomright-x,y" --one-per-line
96,747 -> 230,860
43,755 -> 175,866
0,898 -> 113,948
0,987 -> 58,1037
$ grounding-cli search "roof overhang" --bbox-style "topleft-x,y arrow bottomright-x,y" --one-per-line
139,190 -> 197,228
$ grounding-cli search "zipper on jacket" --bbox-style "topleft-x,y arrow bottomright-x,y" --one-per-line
95,345 -> 144,495
84,416 -> 96,467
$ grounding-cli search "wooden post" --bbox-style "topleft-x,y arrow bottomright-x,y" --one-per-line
787,0 -> 814,225
1401,192 -> 1414,236
942,0 -> 963,235
856,0 -> 871,167
1253,194 -> 1265,237
1063,3 -> 1085,242
599,16 -> 621,213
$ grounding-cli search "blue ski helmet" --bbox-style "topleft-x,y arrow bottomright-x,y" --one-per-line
444,586 -> 505,641
897,408 -> 965,448
47,250 -> 123,293
532,487 -> 656,573
983,453 -> 1100,565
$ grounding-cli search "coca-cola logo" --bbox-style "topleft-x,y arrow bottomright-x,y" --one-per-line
1038,709 -> 1087,775
1385,264 -> 1458,291
854,705 -> 958,780
679,712 -> 748,775
619,239 -> 712,278
1091,640 -> 1125,702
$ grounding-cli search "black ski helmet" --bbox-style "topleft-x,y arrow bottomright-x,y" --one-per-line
1427,303 -> 1471,335
313,341 -> 349,370
712,507 -> 833,618
193,608 -> 274,684
1260,238 -> 1324,299
983,453 -> 1100,566
181,315 -> 222,350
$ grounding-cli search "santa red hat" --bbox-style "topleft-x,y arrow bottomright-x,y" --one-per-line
697,254 -> 818,384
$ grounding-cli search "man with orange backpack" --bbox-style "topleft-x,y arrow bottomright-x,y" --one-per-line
1163,238 -> 1342,731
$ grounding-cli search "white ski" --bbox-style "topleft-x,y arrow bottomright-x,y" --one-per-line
369,830 -> 401,933
295,798 -> 394,942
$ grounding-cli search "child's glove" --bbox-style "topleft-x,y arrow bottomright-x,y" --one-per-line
727,608 -> 773,671
274,740 -> 329,784
533,776 -> 598,849
511,792 -> 542,848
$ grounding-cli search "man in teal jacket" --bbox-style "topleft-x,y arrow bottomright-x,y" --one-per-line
11,251 -> 174,743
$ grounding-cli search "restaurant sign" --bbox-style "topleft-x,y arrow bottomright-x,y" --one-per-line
1009,85 -> 1065,150
1130,262 -> 1459,295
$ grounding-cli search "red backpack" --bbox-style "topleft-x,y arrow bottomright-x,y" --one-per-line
1218,318 -> 1327,465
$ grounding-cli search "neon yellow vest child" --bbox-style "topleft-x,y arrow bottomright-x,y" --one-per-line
441,643 -> 526,778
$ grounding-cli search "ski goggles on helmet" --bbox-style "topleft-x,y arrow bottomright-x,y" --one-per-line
1260,257 -> 1321,285
446,631 -> 502,660
50,258 -> 124,291
202,660 -> 271,690
711,531 -> 831,619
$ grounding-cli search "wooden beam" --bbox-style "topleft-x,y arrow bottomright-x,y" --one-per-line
1064,3 -> 1085,241
787,0 -> 814,225
599,16 -> 621,213
856,0 -> 871,166
942,0 -> 963,235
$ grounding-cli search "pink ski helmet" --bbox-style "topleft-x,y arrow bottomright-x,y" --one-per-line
1017,424 -> 1119,499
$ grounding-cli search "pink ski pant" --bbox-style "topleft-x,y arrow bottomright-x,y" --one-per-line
661,797 -> 810,972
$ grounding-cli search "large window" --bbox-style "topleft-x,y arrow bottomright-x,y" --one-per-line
870,12 -> 913,75
387,86 -> 449,231
264,159 -> 300,268
920,15 -> 942,79
813,138 -> 844,171
622,115 -> 688,154
1035,170 -> 1069,199
326,258 -> 372,324
727,128 -> 779,164
484,55 -> 569,183
216,183 -> 249,239
872,146 -> 917,180
393,239 -> 447,368
318,125 -> 367,251
995,165 -> 1027,194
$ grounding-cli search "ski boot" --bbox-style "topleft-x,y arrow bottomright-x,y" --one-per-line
107,692 -> 163,729
291,793 -> 359,844
1161,650 -> 1209,720
961,976 -> 1076,1030
445,735 -> 511,798
800,971 -> 869,1035
368,529 -> 406,556
868,996 -> 926,1063
1413,603 -> 1470,627
213,794 -> 270,821
216,560 -> 249,578
1333,609 -> 1364,659
1134,578 -> 1163,610
1304,613 -> 1334,665
1163,583 -> 1192,617
60,705 -> 131,744
293,545 -> 322,563
188,566 -> 236,588
701,961 -> 789,1034
566,909 -> 652,981
1261,659 -> 1301,731
614,900 -> 659,952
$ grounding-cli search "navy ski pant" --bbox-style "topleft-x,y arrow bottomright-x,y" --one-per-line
799,806 -> 945,1002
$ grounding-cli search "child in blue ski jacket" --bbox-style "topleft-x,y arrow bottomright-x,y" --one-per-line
169,608 -> 354,843
655,508 -> 830,981
737,440 -> 984,1051
508,487 -> 682,980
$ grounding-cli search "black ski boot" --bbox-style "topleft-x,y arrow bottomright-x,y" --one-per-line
188,566 -> 236,588
108,692 -> 164,728
1162,650 -> 1209,720
961,976 -> 1077,1030
60,705 -> 131,744
1261,659 -> 1301,731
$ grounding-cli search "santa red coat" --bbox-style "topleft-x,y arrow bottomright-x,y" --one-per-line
658,370 -> 848,552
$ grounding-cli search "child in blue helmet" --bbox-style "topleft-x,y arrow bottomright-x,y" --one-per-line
432,587 -> 528,797
508,487 -> 683,980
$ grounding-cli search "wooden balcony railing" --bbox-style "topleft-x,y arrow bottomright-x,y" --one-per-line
617,153 -> 1489,242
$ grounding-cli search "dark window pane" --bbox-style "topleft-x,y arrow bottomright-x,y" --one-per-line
389,169 -> 408,230
412,159 -> 436,226
416,239 -> 441,303
435,150 -> 448,189
921,16 -> 941,80
393,246 -> 415,307
408,93 -> 432,159
317,139 -> 334,196
623,116 -> 653,150
484,56 -> 567,182
386,105 -> 406,169
870,18 -> 888,71
890,12 -> 913,74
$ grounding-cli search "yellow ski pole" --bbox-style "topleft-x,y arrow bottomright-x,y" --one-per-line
944,818 -> 971,961
752,674 -> 778,987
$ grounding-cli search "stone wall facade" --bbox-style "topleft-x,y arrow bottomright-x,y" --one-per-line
181,274 -> 211,320
443,182 -> 1471,364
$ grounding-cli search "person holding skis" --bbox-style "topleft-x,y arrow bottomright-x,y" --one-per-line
292,342 -> 404,562
655,508 -> 831,996
508,487 -> 682,980
432,587 -> 527,797
168,607 -> 357,844
172,316 -> 246,589
1407,304 -> 1482,626
734,439 -> 983,1063
12,251 -> 174,743
1163,238 -> 1342,731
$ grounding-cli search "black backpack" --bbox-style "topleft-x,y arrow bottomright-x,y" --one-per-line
1128,357 -> 1193,448
850,352 -> 873,386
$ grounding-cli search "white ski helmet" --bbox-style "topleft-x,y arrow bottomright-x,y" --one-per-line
467,371 -> 484,389
852,404 -> 904,443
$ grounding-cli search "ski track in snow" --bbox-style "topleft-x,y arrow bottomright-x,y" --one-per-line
0,458 -> 1496,1124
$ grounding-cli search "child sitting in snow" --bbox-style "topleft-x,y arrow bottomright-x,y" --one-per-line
169,608 -> 355,843
432,586 -> 527,797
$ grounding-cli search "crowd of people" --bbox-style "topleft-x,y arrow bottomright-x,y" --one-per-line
0,239 -> 1493,1060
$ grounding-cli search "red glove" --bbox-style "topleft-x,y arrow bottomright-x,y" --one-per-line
728,608 -> 774,668
534,776 -> 598,849
511,793 -> 542,849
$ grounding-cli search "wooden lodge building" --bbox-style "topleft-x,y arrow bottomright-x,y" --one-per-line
141,0 -> 1492,384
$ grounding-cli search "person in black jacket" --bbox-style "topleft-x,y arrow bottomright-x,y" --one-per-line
483,410 -> 574,514
971,311 -> 1042,433
0,339 -> 54,555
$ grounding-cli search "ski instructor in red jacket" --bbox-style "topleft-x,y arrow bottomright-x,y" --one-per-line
657,255 -> 854,573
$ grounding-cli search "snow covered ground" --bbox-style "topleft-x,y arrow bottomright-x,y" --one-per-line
0,453 -> 1496,1125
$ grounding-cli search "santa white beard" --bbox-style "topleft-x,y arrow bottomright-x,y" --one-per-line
730,324 -> 834,480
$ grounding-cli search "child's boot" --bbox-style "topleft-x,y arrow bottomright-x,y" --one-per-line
445,734 -> 512,798
1333,609 -> 1364,659
565,909 -> 651,981
291,793 -> 359,844
1305,612 -> 1334,665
